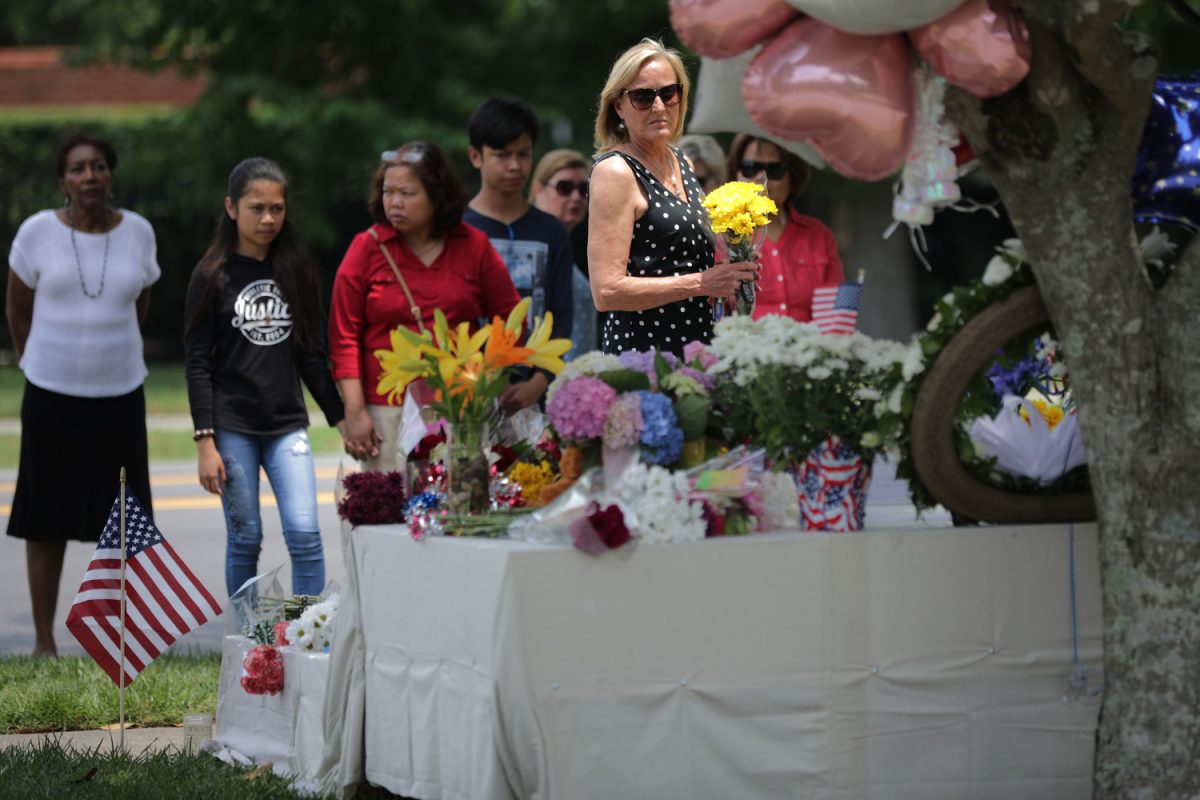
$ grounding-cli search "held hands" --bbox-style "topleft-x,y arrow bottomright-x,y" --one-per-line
196,438 -> 226,495
700,259 -> 761,301
342,408 -> 382,461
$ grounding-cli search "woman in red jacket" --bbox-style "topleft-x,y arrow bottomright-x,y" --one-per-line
726,134 -> 844,322
328,141 -> 521,471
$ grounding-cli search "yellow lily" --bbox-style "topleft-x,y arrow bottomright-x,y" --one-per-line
505,297 -> 532,334
374,326 -> 435,404
523,312 -> 573,374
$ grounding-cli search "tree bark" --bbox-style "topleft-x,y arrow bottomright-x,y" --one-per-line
946,1 -> 1200,795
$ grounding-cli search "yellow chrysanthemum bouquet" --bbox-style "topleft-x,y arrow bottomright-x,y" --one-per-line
701,181 -> 778,318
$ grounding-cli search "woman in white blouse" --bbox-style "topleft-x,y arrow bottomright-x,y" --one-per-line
5,133 -> 160,657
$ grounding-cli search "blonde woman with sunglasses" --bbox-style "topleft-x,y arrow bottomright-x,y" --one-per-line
588,39 -> 759,359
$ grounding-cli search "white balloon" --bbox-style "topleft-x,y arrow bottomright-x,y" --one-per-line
783,0 -> 966,34
686,52 -> 826,169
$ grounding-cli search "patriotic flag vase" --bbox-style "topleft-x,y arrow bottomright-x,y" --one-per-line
797,436 -> 873,532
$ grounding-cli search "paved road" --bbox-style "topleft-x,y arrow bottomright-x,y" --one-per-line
0,453 -> 353,656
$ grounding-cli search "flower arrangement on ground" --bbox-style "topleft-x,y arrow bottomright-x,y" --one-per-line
284,593 -> 340,653
235,582 -> 336,695
702,180 -> 778,317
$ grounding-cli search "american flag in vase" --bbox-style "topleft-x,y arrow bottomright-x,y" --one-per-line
66,492 -> 222,687
811,282 -> 862,335
798,436 -> 873,531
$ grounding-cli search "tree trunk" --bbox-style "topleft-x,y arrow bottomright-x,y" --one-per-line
947,2 -> 1200,795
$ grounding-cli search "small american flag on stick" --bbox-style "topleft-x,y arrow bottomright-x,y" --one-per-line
66,492 -> 221,687
812,281 -> 863,335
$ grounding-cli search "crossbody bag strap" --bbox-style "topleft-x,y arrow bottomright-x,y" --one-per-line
368,227 -> 426,334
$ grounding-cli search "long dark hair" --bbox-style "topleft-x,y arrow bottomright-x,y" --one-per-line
186,157 -> 321,349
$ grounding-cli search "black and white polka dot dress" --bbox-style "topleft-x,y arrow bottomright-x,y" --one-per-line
595,146 -> 716,359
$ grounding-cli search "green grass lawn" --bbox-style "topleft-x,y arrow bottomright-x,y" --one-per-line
0,652 -> 404,799
0,653 -> 220,734
0,365 -> 344,468
0,740 -> 328,799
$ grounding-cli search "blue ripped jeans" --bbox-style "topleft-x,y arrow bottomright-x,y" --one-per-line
215,428 -> 325,597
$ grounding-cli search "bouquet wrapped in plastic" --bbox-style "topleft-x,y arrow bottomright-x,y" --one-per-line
969,394 -> 1087,484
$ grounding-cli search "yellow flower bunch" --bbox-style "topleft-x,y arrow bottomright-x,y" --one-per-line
506,460 -> 557,505
1018,397 -> 1066,431
374,298 -> 572,425
702,181 -> 778,244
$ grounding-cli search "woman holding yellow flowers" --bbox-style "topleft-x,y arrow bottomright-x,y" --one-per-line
726,134 -> 843,322
588,39 -> 760,358
329,142 -> 522,471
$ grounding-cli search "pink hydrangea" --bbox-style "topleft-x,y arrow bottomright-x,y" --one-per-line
602,393 -> 644,449
547,376 -> 617,443
683,341 -> 719,370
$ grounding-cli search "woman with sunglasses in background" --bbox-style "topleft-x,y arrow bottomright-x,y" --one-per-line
588,39 -> 758,358
530,148 -> 596,356
328,142 -> 521,471
726,133 -> 844,323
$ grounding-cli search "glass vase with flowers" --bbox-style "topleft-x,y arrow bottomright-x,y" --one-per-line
374,298 -> 571,514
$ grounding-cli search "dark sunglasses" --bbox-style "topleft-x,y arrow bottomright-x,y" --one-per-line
621,83 -> 683,111
551,179 -> 589,197
738,160 -> 788,181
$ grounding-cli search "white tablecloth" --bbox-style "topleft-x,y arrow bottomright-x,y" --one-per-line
316,519 -> 1102,799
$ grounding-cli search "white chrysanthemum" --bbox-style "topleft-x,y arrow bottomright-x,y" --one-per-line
900,343 -> 925,382
286,595 -> 341,652
613,463 -> 706,544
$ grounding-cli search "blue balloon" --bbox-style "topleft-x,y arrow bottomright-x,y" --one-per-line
1132,73 -> 1200,231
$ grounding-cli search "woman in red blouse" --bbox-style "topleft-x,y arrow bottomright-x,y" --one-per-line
725,134 -> 844,322
328,141 -> 521,470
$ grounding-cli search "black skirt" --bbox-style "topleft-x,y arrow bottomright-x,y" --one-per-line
6,381 -> 153,542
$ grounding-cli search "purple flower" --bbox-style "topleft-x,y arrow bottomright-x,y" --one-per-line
547,376 -> 617,443
619,349 -> 679,386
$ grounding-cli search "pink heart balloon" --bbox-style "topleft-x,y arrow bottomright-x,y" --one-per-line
670,0 -> 800,59
908,0 -> 1031,98
742,17 -> 914,181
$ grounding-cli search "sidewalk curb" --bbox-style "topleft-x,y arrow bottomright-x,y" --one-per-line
0,726 -> 188,754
